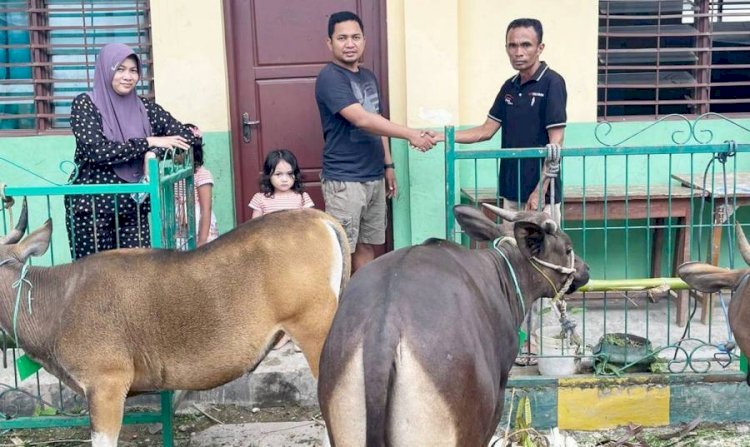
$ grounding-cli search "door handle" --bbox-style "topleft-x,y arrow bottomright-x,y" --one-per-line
242,113 -> 260,143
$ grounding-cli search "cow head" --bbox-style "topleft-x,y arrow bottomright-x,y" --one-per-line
678,223 -> 750,387
453,204 -> 589,294
677,222 -> 750,293
0,199 -> 52,268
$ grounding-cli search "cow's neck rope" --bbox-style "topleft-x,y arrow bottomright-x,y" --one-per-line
0,258 -> 34,345
492,236 -> 576,333
530,253 -> 576,303
491,238 -> 525,318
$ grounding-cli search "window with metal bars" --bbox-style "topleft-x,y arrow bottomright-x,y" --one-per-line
0,0 -> 152,135
599,0 -> 750,119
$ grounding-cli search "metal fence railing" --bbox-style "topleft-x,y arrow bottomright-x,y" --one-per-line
0,155 -> 196,446
444,116 -> 750,377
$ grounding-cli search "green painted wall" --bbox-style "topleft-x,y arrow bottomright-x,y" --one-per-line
394,119 -> 750,280
4,119 -> 749,280
0,131 -> 235,264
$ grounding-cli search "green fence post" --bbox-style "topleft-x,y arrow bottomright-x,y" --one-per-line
160,391 -> 175,447
148,157 -> 163,249
445,125 -> 456,240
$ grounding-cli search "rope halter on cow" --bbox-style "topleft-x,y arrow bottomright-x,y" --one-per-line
529,250 -> 580,344
492,236 -> 580,344
530,252 -> 576,303
533,144 -> 581,343
0,258 -> 34,346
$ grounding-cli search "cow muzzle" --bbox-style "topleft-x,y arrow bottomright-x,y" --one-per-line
530,250 -> 580,301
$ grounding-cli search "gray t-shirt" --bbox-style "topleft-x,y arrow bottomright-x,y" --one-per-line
315,63 -> 384,182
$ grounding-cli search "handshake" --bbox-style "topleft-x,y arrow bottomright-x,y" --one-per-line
407,129 -> 444,152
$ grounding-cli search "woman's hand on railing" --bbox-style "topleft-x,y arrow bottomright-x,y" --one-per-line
146,135 -> 190,151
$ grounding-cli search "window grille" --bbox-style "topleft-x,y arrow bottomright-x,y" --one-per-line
0,0 -> 152,134
598,0 -> 750,119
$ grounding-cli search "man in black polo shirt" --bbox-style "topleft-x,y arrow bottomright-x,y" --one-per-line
441,17 -> 566,218
438,18 -> 567,367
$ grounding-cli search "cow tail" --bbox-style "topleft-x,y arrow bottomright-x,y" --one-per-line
323,216 -> 351,299
334,221 -> 351,297
363,317 -> 399,447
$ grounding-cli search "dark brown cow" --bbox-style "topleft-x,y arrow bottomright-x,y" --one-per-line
318,204 -> 589,446
678,222 -> 750,384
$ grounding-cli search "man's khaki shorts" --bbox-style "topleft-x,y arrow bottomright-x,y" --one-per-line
322,178 -> 387,248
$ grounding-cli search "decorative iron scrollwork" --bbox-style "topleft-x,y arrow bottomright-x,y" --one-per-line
0,156 -> 76,186
595,112 -> 750,147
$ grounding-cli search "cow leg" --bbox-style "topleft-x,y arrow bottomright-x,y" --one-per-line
319,341 -> 366,447
287,292 -> 338,378
321,429 -> 333,447
86,376 -> 130,447
387,340 -> 464,446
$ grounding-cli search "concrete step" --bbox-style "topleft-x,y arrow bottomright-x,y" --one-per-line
179,344 -> 318,408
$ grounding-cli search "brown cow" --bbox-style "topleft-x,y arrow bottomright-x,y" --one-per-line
678,222 -> 750,384
318,204 -> 589,446
0,201 -> 350,447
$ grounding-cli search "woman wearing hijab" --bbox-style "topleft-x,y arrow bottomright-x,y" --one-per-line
65,43 -> 193,259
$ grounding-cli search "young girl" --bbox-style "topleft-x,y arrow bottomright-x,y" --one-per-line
176,124 -> 219,247
249,149 -> 314,219
249,149 -> 313,350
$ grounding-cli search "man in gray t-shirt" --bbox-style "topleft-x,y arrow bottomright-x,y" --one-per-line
315,10 -> 437,272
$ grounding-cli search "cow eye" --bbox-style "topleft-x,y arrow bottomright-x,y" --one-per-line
565,247 -> 572,255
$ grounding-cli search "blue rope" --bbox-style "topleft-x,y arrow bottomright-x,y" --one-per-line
492,238 -> 525,317
0,259 -> 34,346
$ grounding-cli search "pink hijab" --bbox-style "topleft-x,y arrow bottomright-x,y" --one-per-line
89,43 -> 151,182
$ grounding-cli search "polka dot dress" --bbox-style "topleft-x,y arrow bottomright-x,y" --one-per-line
65,93 -> 195,259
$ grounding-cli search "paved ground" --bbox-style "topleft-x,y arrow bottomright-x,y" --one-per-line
190,421 -> 325,447
187,420 -> 750,447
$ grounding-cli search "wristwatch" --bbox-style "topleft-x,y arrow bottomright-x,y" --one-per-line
384,163 -> 395,169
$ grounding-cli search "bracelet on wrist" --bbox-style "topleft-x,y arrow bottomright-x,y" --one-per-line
384,163 -> 395,170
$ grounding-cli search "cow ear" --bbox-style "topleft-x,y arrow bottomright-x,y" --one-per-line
15,220 -> 52,261
514,221 -> 546,258
677,261 -> 748,293
453,205 -> 504,242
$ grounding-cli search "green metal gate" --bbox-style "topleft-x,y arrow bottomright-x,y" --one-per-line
445,114 -> 750,376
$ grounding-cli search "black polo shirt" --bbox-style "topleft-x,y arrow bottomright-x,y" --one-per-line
488,62 -> 567,203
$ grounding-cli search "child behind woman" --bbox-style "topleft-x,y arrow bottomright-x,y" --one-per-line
249,149 -> 313,351
176,125 -> 219,247
249,149 -> 314,218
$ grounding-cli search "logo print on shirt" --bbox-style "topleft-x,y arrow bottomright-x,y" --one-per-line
351,80 -> 381,114
504,94 -> 514,106
529,92 -> 544,107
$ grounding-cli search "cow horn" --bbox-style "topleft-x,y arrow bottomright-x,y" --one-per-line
542,219 -> 558,234
0,198 -> 28,245
482,203 -> 518,222
736,221 -> 750,266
